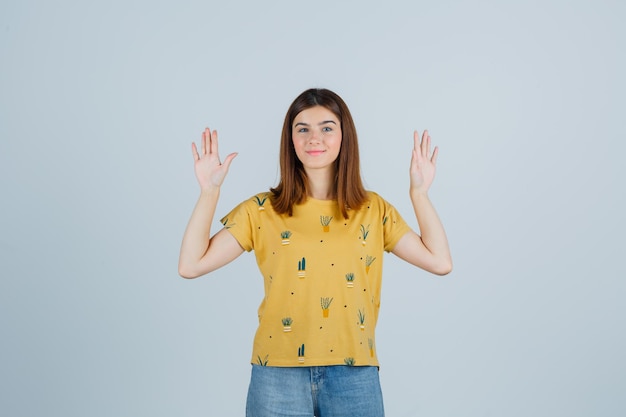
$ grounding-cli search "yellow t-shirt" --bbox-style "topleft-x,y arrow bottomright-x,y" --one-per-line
221,191 -> 411,367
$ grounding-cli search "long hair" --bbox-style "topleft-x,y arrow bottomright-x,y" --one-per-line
270,88 -> 367,218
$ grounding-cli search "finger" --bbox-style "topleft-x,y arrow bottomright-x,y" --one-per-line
221,152 -> 238,171
431,146 -> 439,165
191,142 -> 199,161
421,130 -> 429,156
411,148 -> 422,172
413,130 -> 420,151
210,129 -> 219,155
202,128 -> 209,155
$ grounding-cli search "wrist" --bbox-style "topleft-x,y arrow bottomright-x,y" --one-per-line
199,186 -> 220,197
410,188 -> 430,200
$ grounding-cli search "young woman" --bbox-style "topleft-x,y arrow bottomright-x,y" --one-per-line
179,88 -> 452,417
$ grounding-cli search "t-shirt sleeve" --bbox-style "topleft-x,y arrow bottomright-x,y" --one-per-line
379,195 -> 412,252
220,198 -> 256,252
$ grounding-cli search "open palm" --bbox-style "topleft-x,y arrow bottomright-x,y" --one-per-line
192,128 -> 237,190
409,130 -> 438,193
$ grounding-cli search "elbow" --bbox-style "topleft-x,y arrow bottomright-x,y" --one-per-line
179,260 -> 215,279
178,264 -> 200,279
433,259 -> 453,276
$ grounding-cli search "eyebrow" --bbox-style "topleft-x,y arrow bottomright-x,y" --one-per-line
294,120 -> 337,127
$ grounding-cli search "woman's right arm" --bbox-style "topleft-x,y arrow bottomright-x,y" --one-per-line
178,128 -> 243,279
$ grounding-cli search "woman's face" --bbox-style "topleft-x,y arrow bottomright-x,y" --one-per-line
291,105 -> 342,174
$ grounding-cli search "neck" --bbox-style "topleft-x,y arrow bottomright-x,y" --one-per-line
305,168 -> 335,200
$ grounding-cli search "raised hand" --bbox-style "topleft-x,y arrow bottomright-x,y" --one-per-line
409,130 -> 438,194
191,128 -> 237,191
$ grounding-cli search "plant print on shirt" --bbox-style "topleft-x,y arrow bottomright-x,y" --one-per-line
253,194 -> 269,211
282,317 -> 293,332
320,215 -> 333,232
345,272 -> 355,288
357,308 -> 366,331
320,297 -> 333,318
364,255 -> 376,274
297,257 -> 306,278
220,217 -> 235,229
280,230 -> 292,245
297,343 -> 305,364
359,224 -> 371,245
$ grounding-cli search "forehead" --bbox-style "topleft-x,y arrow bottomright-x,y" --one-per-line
293,106 -> 339,125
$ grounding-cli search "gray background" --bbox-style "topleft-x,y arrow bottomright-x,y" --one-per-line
1,0 -> 624,416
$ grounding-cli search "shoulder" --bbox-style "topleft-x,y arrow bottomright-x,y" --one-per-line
364,191 -> 392,208
231,192 -> 272,209
366,190 -> 384,202
222,192 -> 273,219
360,191 -> 404,219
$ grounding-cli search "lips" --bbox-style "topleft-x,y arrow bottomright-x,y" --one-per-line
306,150 -> 325,156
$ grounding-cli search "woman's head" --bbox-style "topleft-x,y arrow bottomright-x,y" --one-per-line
270,88 -> 367,218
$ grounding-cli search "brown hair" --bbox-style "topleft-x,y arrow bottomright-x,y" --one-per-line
270,88 -> 367,218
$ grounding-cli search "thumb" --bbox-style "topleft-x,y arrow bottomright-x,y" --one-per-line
222,152 -> 238,171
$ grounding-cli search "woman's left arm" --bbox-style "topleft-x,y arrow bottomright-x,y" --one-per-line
391,130 -> 453,276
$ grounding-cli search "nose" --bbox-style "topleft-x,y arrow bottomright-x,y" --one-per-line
308,129 -> 321,143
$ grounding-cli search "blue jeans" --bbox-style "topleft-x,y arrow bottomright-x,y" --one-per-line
245,365 -> 385,417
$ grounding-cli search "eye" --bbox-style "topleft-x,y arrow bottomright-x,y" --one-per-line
297,127 -> 308,133
322,126 -> 333,132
